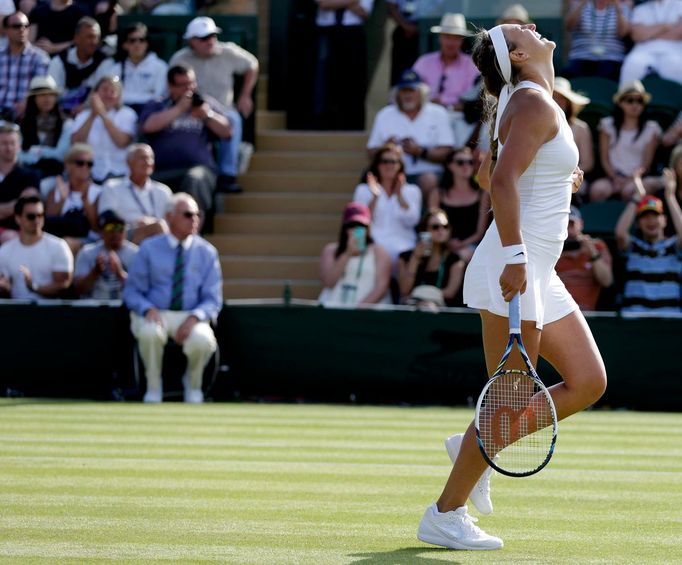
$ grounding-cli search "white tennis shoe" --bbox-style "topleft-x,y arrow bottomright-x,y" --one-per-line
445,433 -> 494,515
417,503 -> 503,550
143,389 -> 162,403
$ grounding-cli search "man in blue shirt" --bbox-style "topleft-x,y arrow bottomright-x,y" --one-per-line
123,192 -> 223,403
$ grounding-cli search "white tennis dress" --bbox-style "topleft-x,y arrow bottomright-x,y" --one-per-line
463,81 -> 579,329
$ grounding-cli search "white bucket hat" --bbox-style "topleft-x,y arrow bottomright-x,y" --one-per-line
430,13 -> 473,37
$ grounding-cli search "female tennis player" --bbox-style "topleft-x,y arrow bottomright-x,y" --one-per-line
417,23 -> 607,550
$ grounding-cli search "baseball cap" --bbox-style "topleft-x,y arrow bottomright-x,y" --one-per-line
183,16 -> 222,40
395,69 -> 423,90
636,196 -> 663,218
342,202 -> 371,226
98,209 -> 125,228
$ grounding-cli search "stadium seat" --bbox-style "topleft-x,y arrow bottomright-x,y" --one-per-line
641,74 -> 682,130
570,76 -> 619,113
580,200 -> 626,237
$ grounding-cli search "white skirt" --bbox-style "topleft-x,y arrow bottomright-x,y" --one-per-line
463,222 -> 577,330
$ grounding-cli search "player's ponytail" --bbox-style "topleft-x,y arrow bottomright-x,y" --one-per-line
472,29 -> 517,163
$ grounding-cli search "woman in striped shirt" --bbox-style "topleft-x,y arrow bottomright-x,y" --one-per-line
563,0 -> 632,82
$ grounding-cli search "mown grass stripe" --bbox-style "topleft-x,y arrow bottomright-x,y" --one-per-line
1,401 -> 681,564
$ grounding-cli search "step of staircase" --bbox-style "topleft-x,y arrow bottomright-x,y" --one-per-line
256,130 -> 368,152
213,213 -> 339,235
209,234 -> 329,255
256,111 -> 285,130
249,151 -> 368,172
224,193 -> 349,215
239,171 -> 358,193
221,256 -> 319,279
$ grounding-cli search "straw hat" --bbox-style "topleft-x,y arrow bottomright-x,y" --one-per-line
612,80 -> 652,105
28,76 -> 61,97
553,77 -> 590,113
498,4 -> 530,24
430,13 -> 473,37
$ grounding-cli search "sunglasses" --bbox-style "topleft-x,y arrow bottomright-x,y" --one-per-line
428,223 -> 448,231
198,34 -> 218,41
181,211 -> 199,219
24,212 -> 45,220
452,158 -> 474,166
102,223 -> 125,233
8,23 -> 29,29
622,97 -> 645,105
71,159 -> 94,167
126,36 -> 147,43
379,159 -> 400,165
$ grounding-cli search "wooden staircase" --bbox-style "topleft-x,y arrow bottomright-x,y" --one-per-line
209,0 -> 369,300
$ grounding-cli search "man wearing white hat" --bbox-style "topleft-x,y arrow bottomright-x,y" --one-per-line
170,17 -> 259,193
0,11 -> 49,120
412,13 -> 480,147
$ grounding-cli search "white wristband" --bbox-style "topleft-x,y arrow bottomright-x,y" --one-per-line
503,243 -> 528,265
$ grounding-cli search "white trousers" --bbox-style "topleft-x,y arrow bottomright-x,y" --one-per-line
130,311 -> 217,393
620,44 -> 682,86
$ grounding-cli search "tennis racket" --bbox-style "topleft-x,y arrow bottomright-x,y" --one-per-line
475,293 -> 558,477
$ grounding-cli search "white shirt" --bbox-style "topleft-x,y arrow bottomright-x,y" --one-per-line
631,0 -> 682,50
316,0 -> 374,26
98,177 -> 173,224
367,102 -> 455,175
0,233 -> 73,299
52,182 -> 102,213
94,53 -> 168,106
71,106 -> 138,181
353,182 -> 422,262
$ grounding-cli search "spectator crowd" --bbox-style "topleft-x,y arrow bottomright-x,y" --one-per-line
1,1 -> 682,399
314,0 -> 682,315
0,6 -> 258,402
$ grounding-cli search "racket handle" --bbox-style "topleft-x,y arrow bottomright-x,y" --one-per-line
509,293 -> 521,334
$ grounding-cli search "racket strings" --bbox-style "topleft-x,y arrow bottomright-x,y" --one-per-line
479,370 -> 555,474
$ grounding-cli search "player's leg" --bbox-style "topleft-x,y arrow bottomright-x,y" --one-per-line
437,310 -> 541,511
539,309 -> 607,421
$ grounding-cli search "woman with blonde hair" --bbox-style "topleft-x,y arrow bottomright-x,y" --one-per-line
44,143 -> 101,254
71,75 -> 137,183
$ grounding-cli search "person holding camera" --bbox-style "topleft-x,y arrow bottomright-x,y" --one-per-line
555,206 -> 613,312
318,202 -> 391,307
139,65 -> 231,225
397,208 -> 465,307
170,17 -> 259,193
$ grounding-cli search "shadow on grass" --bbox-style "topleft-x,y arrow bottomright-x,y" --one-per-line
348,547 -> 462,564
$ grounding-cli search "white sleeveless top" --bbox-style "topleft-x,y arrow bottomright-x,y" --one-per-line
319,246 -> 391,307
498,81 -> 579,242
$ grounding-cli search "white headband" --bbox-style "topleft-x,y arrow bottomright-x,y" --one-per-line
488,26 -> 512,141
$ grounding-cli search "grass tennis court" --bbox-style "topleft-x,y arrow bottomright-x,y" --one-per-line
1,399 -> 680,564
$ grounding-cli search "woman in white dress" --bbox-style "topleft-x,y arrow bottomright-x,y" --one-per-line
417,23 -> 608,551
